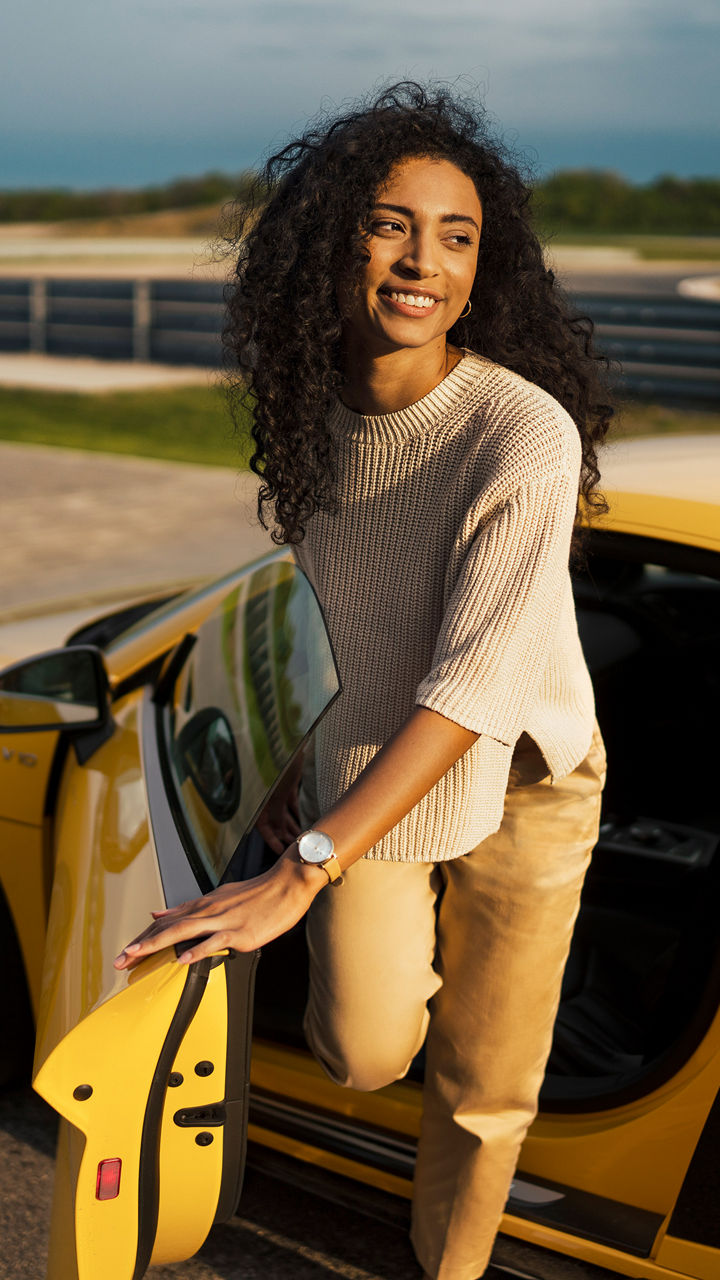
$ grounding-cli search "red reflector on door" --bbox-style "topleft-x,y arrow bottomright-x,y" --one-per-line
96,1158 -> 122,1200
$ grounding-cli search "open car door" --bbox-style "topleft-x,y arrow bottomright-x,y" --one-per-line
32,555 -> 340,1279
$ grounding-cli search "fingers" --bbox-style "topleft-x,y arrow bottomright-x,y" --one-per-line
284,806 -> 301,840
114,898 -> 215,970
175,930 -> 237,966
115,914 -> 256,971
114,883 -> 263,970
113,919 -> 215,970
113,864 -> 306,974
256,820 -> 284,855
256,805 -> 300,853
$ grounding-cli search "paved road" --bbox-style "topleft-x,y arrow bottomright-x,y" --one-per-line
0,1086 -> 422,1280
0,352 -> 212,393
0,440 -> 274,659
0,1084 -> 613,1280
559,266 -> 720,296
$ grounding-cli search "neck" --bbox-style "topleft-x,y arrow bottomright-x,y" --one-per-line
339,336 -> 462,415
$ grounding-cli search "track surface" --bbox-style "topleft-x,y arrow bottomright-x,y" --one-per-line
0,1084 -> 615,1280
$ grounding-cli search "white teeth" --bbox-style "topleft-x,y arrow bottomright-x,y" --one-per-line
387,290 -> 435,307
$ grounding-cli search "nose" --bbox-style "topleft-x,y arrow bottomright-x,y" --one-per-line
396,228 -> 439,280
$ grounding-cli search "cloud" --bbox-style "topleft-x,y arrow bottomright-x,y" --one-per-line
1,0 -> 717,183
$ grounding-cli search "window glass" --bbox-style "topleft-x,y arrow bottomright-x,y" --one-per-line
163,559 -> 339,887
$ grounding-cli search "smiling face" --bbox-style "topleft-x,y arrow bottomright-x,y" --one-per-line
341,154 -> 482,355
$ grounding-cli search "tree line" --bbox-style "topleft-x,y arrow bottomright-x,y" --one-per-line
0,172 -> 257,225
1,169 -> 718,235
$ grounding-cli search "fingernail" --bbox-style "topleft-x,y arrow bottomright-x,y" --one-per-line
178,951 -> 193,964
113,955 -> 125,966
125,943 -> 141,953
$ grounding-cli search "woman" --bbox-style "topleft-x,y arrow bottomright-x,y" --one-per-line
116,83 -> 612,1280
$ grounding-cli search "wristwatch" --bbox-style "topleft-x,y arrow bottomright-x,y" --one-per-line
296,829 -> 343,885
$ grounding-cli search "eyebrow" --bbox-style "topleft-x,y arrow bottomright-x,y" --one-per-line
373,202 -> 480,233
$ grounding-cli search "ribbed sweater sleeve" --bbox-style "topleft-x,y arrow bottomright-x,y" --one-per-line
415,460 -> 579,744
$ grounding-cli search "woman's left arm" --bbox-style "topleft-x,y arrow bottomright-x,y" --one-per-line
114,707 -> 477,971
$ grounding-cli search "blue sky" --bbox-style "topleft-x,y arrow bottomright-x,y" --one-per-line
2,0 -> 719,188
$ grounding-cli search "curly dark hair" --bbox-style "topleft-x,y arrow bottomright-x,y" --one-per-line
222,81 -> 614,558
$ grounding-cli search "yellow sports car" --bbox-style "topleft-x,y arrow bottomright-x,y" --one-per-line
1,433 -> 718,1280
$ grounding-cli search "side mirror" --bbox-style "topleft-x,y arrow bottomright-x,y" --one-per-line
0,646 -> 109,733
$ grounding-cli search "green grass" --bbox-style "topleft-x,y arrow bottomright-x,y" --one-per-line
548,232 -> 720,261
0,383 -> 254,467
0,384 -> 718,467
611,402 -> 720,438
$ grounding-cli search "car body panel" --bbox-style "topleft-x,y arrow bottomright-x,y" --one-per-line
33,693 -> 165,1076
0,729 -> 59,825
655,1237 -> 720,1280
0,815 -> 48,1017
597,433 -> 720,550
599,434 -> 720,506
517,1031 -> 720,1222
37,948 -> 208,1278
596,491 -> 720,550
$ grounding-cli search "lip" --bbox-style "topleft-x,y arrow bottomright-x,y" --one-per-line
378,286 -> 443,318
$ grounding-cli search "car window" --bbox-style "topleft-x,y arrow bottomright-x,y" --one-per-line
160,559 -> 339,889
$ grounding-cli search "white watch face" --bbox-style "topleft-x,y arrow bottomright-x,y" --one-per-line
298,830 -> 334,864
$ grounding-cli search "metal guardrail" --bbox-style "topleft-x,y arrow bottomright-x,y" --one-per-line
0,278 -> 718,406
572,294 -> 720,407
0,277 -> 225,367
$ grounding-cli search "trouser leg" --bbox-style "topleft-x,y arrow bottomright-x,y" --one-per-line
410,722 -> 607,1280
303,855 -> 442,1092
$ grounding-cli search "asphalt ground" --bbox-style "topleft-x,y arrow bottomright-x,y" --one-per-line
1,1084 -> 614,1280
0,437 -> 273,663
0,1086 -> 423,1280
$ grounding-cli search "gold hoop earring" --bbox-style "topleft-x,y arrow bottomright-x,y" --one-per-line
459,299 -> 472,320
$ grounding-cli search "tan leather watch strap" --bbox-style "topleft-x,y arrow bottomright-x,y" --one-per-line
321,855 -> 344,886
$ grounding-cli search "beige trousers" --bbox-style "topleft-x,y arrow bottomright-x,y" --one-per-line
303,720 -> 607,1280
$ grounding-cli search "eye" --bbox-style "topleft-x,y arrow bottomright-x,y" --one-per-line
445,232 -> 473,247
370,218 -> 405,235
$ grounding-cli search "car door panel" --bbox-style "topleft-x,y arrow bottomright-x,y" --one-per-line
37,948 -> 208,1278
32,556 -> 340,1278
33,695 -> 256,1279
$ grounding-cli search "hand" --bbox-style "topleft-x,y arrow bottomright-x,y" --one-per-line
113,847 -> 324,972
256,778 -> 302,854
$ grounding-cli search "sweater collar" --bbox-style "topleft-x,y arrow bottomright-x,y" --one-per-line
329,349 -> 491,444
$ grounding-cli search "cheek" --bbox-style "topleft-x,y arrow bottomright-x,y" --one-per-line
454,257 -> 478,300
337,249 -> 376,315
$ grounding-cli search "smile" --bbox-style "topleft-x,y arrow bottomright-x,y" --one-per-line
378,287 -> 441,316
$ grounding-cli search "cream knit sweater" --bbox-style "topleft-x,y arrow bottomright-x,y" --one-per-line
293,349 -> 596,862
